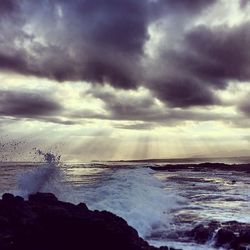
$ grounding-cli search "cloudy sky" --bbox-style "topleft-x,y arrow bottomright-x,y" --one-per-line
1,0 -> 250,162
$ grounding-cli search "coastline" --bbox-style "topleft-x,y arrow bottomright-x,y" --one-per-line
0,192 -> 175,250
0,192 -> 250,250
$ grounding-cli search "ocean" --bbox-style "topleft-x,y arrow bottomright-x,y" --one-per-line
0,158 -> 250,250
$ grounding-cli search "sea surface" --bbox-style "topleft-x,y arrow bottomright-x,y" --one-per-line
0,160 -> 250,249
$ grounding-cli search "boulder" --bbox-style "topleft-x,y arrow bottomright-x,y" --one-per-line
215,228 -> 237,247
2,194 -> 15,203
0,192 -> 176,250
28,192 -> 58,203
189,223 -> 216,244
239,227 -> 250,244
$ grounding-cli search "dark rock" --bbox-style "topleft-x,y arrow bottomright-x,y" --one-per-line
77,202 -> 89,211
208,220 -> 221,229
0,216 -> 9,228
28,192 -> 58,204
189,224 -> 215,244
238,243 -> 250,250
186,220 -> 250,249
239,227 -> 250,244
0,192 -> 175,250
15,196 -> 24,203
215,228 -> 237,247
2,194 -> 14,203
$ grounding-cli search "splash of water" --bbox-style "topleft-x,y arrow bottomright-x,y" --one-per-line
65,167 -> 185,239
0,138 -> 26,162
34,148 -> 61,163
17,149 -> 63,197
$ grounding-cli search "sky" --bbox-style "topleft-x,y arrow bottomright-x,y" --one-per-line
1,0 -> 250,162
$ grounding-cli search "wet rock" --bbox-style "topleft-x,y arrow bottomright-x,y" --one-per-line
76,202 -> 88,212
0,192 -> 176,250
188,223 -> 217,244
28,192 -> 58,204
239,227 -> 250,244
2,194 -> 14,203
208,220 -> 221,229
15,196 -> 24,203
186,220 -> 250,249
215,228 -> 237,248
238,243 -> 250,250
0,216 -> 9,228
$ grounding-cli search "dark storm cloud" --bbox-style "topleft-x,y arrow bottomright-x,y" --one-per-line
0,90 -> 61,118
150,0 -> 216,18
0,0 -> 218,89
0,53 -> 37,76
0,0 -> 19,15
151,78 -> 219,108
1,0 -> 250,112
163,0 -> 216,10
68,0 -> 148,53
149,21 -> 250,107
0,0 -> 149,88
184,23 -> 250,84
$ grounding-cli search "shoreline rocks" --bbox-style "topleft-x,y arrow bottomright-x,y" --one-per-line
188,221 -> 250,250
1,192 -> 249,250
150,162 -> 250,173
0,192 -> 177,250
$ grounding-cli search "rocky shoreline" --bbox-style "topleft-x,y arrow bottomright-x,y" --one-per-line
187,221 -> 250,249
0,192 -> 250,250
150,162 -> 250,173
0,192 -> 176,250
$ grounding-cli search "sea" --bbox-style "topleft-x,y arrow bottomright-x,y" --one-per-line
0,155 -> 250,250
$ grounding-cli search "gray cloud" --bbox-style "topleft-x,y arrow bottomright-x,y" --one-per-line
0,0 -> 149,88
86,88 -> 163,121
151,78 -> 219,108
238,96 -> 250,117
148,21 -> 250,107
0,0 -> 19,15
0,90 -> 62,119
0,0 -> 217,90
150,0 -> 216,19
1,0 -> 250,113
82,87 -> 233,128
115,123 -> 156,130
184,23 -> 250,84
240,0 -> 250,8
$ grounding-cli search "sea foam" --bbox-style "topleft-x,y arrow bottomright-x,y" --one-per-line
70,167 -> 185,238
16,151 -> 63,197
15,160 -> 184,239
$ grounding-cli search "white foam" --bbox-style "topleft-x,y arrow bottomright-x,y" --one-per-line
15,150 -> 64,197
15,164 -> 184,239
16,163 -> 61,197
67,167 -> 185,238
149,239 -> 224,250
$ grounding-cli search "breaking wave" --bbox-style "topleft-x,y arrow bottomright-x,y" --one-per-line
16,150 -> 63,197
